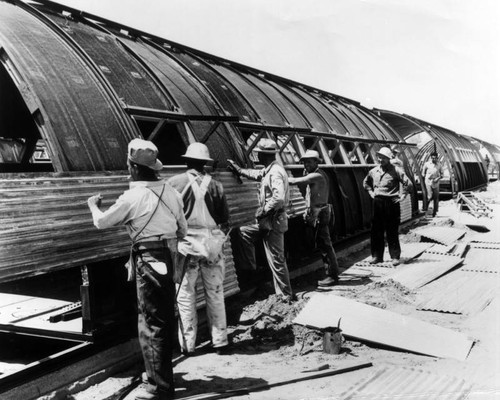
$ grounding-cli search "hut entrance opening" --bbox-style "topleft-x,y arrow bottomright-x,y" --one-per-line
0,62 -> 53,173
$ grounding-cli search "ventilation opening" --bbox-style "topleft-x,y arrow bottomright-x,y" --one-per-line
0,62 -> 53,173
134,118 -> 187,165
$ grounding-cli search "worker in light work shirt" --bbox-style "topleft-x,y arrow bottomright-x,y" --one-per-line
288,149 -> 340,287
168,143 -> 230,356
363,146 -> 411,267
422,151 -> 443,217
227,138 -> 293,303
88,138 -> 187,400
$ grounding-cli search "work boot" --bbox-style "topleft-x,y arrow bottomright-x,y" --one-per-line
368,257 -> 382,264
317,276 -> 338,287
391,258 -> 400,266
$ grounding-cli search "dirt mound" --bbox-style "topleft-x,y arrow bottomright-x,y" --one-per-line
344,279 -> 415,309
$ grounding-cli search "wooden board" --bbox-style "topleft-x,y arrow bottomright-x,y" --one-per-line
293,293 -> 474,361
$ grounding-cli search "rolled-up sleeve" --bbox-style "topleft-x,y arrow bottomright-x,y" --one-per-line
92,195 -> 132,229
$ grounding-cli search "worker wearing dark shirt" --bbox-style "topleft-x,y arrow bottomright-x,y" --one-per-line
363,146 -> 411,266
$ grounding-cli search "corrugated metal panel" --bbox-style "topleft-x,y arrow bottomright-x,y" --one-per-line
211,64 -> 287,126
413,226 -> 467,245
292,89 -> 349,135
354,242 -> 434,268
417,270 -> 499,315
267,81 -> 331,132
294,293 -> 474,360
461,248 -> 500,273
123,39 -> 216,116
46,14 -> 173,110
426,243 -> 457,254
242,73 -> 309,128
0,2 -> 137,171
168,53 -> 258,121
386,253 -> 463,289
400,195 -> 412,222
340,366 -> 472,400
469,241 -> 500,250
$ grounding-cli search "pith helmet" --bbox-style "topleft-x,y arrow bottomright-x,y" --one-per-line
128,138 -> 163,171
376,147 -> 393,160
299,149 -> 322,162
182,142 -> 213,161
254,138 -> 279,153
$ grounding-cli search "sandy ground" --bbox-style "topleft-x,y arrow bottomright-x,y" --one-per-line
72,182 -> 500,400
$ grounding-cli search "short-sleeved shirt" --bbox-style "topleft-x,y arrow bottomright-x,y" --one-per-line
423,161 -> 443,188
363,164 -> 411,198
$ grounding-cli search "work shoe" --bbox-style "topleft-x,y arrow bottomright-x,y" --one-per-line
135,385 -> 175,400
181,349 -> 195,357
368,257 -> 383,264
391,259 -> 400,266
317,276 -> 339,287
214,345 -> 231,355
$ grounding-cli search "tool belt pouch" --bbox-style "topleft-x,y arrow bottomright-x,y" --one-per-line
257,213 -> 273,231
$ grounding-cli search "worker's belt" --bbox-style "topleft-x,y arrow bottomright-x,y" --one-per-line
132,238 -> 172,254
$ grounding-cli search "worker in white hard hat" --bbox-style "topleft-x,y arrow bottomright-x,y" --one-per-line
88,138 -> 187,400
289,149 -> 340,287
168,142 -> 230,356
227,138 -> 294,302
363,146 -> 411,266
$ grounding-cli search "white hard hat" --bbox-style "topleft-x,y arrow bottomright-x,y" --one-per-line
299,149 -> 322,162
376,147 -> 393,160
182,142 -> 213,161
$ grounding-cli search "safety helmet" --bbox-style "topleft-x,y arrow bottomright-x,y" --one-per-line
182,142 -> 213,161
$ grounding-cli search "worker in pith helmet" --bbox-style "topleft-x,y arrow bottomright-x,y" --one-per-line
363,146 -> 411,267
87,138 -> 187,400
168,142 -> 231,356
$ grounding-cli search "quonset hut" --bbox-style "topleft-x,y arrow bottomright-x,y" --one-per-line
0,0 -> 492,387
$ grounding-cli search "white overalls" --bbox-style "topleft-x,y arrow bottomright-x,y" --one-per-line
177,173 -> 228,353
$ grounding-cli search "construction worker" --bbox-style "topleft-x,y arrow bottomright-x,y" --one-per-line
87,138 -> 187,400
288,149 -> 339,287
422,151 -> 443,217
363,146 -> 411,266
390,145 -> 404,168
168,143 -> 230,356
227,138 -> 293,302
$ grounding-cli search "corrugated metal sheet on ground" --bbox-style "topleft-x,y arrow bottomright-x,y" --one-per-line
385,253 -> 463,289
413,226 -> 467,245
354,242 -> 433,268
461,247 -> 500,273
293,293 -> 474,360
469,241 -> 500,250
400,195 -> 412,223
340,366 -> 472,400
416,270 -> 500,314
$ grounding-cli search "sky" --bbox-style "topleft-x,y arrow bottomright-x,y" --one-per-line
56,0 -> 500,145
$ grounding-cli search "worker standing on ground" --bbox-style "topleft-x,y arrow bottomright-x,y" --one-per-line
288,150 -> 339,287
227,138 -> 294,302
363,146 -> 411,266
169,143 -> 230,356
87,138 -> 187,400
422,151 -> 443,217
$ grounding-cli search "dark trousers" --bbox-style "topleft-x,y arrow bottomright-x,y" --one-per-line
237,224 -> 293,297
315,206 -> 339,280
135,243 -> 176,398
371,196 -> 401,261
